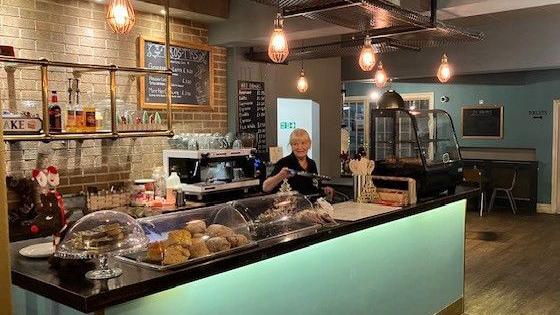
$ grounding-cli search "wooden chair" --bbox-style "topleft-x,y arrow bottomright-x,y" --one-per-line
489,169 -> 518,214
463,167 -> 485,216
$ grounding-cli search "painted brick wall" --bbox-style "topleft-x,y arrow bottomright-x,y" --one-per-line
0,0 -> 227,195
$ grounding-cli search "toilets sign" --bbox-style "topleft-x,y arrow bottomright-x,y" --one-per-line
280,121 -> 296,130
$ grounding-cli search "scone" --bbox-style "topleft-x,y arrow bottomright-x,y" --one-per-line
185,220 -> 207,235
188,237 -> 211,258
206,224 -> 235,238
146,241 -> 164,262
206,236 -> 231,252
162,244 -> 190,265
167,229 -> 192,247
226,234 -> 249,248
193,233 -> 205,239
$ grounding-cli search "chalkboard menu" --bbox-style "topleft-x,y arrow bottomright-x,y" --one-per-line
462,106 -> 503,139
238,81 -> 266,152
138,37 -> 213,109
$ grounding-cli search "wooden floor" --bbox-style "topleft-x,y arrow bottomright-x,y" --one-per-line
464,210 -> 560,315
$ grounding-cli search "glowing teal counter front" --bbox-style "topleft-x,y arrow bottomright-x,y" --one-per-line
12,198 -> 467,315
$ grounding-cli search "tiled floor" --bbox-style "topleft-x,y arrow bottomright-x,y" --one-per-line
464,210 -> 560,314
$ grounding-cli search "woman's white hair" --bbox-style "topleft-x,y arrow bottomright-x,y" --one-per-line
289,128 -> 311,145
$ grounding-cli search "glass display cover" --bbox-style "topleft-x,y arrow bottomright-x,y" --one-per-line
231,192 -> 335,241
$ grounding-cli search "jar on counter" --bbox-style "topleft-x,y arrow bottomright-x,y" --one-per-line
131,179 -> 156,206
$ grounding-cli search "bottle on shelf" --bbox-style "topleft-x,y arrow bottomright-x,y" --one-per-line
74,79 -> 85,132
48,91 -> 62,133
66,78 -> 76,132
83,92 -> 96,132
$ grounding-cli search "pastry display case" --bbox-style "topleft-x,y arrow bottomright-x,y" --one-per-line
231,192 -> 336,242
55,210 -> 148,280
370,106 -> 463,197
116,203 -> 256,270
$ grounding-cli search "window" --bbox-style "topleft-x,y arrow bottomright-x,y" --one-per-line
341,96 -> 370,158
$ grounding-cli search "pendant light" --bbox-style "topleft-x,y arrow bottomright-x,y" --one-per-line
437,53 -> 452,83
374,61 -> 388,88
268,12 -> 289,63
358,36 -> 376,71
297,59 -> 308,93
106,0 -> 136,35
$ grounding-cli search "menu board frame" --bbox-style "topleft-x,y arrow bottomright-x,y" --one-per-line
137,36 -> 214,110
461,105 -> 504,139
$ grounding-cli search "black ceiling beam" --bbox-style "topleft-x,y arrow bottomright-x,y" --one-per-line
430,0 -> 437,25
283,1 -> 361,18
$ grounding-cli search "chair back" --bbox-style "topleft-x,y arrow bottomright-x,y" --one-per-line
463,168 -> 482,186
508,169 -> 518,190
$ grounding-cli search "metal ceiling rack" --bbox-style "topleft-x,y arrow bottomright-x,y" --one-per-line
246,0 -> 484,62
1,0 -> 174,142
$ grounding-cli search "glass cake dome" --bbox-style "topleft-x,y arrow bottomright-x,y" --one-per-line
55,210 -> 148,280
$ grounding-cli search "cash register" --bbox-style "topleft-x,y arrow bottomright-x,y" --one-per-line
163,149 -> 261,200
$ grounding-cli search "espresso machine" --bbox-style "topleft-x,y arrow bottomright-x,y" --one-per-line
163,149 -> 261,200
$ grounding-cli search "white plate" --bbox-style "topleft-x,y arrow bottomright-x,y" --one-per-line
19,242 -> 55,258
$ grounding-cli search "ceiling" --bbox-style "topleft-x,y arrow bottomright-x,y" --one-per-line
209,0 -> 560,50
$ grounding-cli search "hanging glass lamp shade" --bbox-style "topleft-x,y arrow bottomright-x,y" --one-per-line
268,13 -> 289,63
437,54 -> 452,83
106,0 -> 136,35
358,37 -> 376,71
375,61 -> 388,88
297,69 -> 308,93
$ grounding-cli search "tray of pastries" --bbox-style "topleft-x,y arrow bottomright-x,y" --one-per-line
116,219 -> 256,271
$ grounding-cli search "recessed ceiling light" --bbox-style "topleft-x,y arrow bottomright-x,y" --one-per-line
160,9 -> 166,15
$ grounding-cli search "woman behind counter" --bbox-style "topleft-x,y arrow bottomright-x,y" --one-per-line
263,128 -> 334,199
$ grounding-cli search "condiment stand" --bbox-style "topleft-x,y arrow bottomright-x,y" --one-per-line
55,210 -> 148,280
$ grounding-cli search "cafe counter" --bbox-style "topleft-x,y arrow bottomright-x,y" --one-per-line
11,186 -> 478,315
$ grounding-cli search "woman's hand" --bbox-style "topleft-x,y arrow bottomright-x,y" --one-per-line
323,186 -> 335,200
278,167 -> 294,180
263,167 -> 294,192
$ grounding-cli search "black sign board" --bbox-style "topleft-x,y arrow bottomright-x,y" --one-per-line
139,37 -> 213,109
462,106 -> 503,139
238,81 -> 266,152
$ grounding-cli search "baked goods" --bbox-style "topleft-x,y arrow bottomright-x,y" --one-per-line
167,229 -> 192,247
206,224 -> 234,238
295,209 -> 336,225
206,236 -> 231,252
188,237 -> 211,258
146,241 -> 164,262
143,221 -> 251,266
226,234 -> 249,248
162,244 -> 190,265
71,223 -> 129,250
185,220 -> 206,235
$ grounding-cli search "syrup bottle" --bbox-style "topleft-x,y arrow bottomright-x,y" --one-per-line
48,91 -> 62,133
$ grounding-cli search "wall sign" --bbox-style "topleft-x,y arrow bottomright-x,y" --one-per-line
280,121 -> 296,130
529,110 -> 547,119
3,117 -> 42,134
237,81 -> 266,153
461,106 -> 503,139
138,37 -> 213,109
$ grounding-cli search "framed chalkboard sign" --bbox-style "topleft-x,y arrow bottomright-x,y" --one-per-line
461,106 -> 503,139
238,81 -> 266,153
138,36 -> 214,109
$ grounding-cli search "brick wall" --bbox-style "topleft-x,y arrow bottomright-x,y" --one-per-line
0,0 -> 227,195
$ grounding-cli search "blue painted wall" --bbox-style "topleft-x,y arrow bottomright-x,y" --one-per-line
345,71 -> 560,203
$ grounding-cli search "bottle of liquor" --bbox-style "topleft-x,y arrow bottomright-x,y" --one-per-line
83,92 -> 96,132
74,79 -> 85,132
48,91 -> 62,132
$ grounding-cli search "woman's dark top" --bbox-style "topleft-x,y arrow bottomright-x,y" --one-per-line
267,153 -> 320,195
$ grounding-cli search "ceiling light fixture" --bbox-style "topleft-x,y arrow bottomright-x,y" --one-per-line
358,36 -> 376,71
268,12 -> 289,63
297,60 -> 308,93
374,61 -> 388,88
437,54 -> 452,83
106,0 -> 136,35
